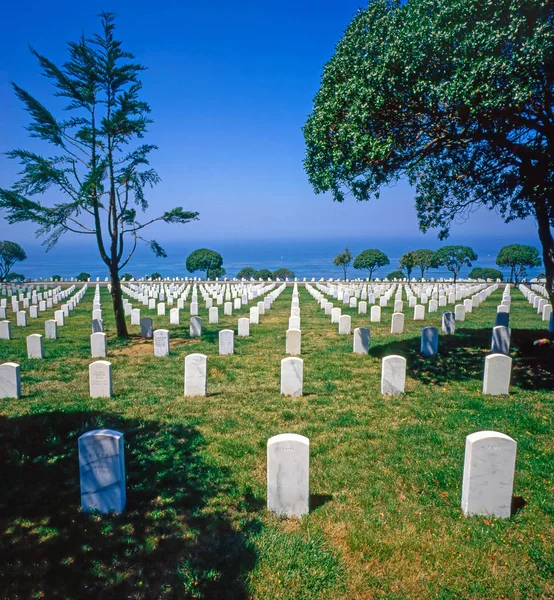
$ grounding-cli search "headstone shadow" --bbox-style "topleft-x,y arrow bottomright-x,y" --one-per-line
0,410 -> 259,599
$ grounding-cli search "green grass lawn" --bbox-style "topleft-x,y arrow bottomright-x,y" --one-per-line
1,283 -> 553,599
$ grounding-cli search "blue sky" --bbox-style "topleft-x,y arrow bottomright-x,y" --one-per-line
0,0 -> 538,249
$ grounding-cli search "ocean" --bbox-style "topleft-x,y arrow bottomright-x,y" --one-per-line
13,235 -> 544,281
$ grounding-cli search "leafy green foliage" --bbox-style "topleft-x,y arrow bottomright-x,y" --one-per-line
51,275 -> 62,281
256,269 -> 273,280
207,266 -> 226,280
150,272 -> 162,280
272,268 -> 295,280
399,251 -> 417,279
0,12 -> 199,335
5,272 -> 25,282
433,246 -> 478,283
413,249 -> 436,279
496,244 -> 542,284
386,270 -> 405,280
333,247 -> 353,280
353,249 -> 390,279
468,267 -> 503,281
236,267 -> 258,279
121,273 -> 134,281
186,249 -> 224,278
303,0 -> 554,304
76,272 -> 90,282
0,241 -> 27,281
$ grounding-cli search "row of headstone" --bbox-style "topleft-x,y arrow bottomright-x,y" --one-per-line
77,428 -> 517,520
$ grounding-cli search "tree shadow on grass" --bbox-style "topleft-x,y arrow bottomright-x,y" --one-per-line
372,327 -> 554,390
0,411 -> 260,599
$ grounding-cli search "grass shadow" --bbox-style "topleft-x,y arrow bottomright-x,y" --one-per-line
0,410 -> 259,599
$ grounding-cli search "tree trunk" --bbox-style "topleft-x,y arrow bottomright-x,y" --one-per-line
110,265 -> 129,337
535,200 -> 554,310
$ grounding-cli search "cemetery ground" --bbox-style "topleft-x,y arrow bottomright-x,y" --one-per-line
1,284 -> 553,600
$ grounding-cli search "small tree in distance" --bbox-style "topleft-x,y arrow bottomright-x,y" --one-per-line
333,248 -> 353,280
0,241 -> 27,282
399,251 -> 417,279
150,272 -> 162,280
273,268 -> 295,280
468,267 -> 503,281
76,272 -> 90,282
6,272 -> 25,282
256,269 -> 273,280
386,270 -> 405,281
186,249 -> 224,280
433,246 -> 477,284
353,249 -> 390,280
236,267 -> 258,279
496,244 -> 541,284
413,249 -> 435,279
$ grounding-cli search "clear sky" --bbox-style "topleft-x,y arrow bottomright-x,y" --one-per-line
0,0 -> 538,248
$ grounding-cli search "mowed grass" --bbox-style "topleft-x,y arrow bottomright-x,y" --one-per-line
1,282 -> 553,599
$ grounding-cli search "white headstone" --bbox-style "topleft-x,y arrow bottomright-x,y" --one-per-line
79,429 -> 126,514
209,307 -> 219,324
390,312 -> 404,334
461,431 -> 516,519
91,332 -> 107,358
338,314 -> 351,334
353,327 -> 370,354
381,355 -> 406,395
238,317 -> 250,337
190,316 -> 202,337
89,360 -> 113,398
286,329 -> 301,355
0,362 -> 21,398
154,329 -> 170,356
267,433 -> 309,518
219,329 -> 234,355
483,354 -> 512,395
281,357 -> 303,397
0,321 -> 11,340
184,353 -> 207,396
370,305 -> 381,322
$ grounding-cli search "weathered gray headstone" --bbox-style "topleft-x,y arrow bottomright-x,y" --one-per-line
89,360 -> 113,398
483,353 -> 512,395
190,316 -> 202,337
267,433 -> 309,518
91,332 -> 107,358
79,429 -> 126,514
353,327 -> 370,354
461,430 -> 516,519
381,355 -> 406,394
238,317 -> 250,337
0,362 -> 21,398
281,357 -> 303,397
92,318 -> 104,334
140,317 -> 153,338
491,326 -> 510,355
26,334 -> 44,359
442,312 -> 455,334
219,329 -> 234,355
184,353 -> 207,396
286,329 -> 301,355
420,326 -> 438,357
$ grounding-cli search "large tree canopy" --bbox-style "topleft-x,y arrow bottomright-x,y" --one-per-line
0,12 -> 199,335
433,245 -> 477,283
186,248 -> 224,279
353,249 -> 390,280
0,241 -> 27,282
304,0 -> 554,306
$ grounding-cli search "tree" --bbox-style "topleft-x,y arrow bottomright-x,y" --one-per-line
150,272 -> 162,280
333,247 -> 353,280
236,267 -> 258,279
52,275 -> 62,282
496,244 -> 542,284
303,0 -> 554,308
76,272 -> 90,282
399,251 -> 417,280
353,249 -> 390,280
6,272 -> 25,282
413,249 -> 435,279
207,266 -> 226,280
256,269 -> 273,280
469,267 -> 504,281
121,272 -> 134,281
0,13 -> 199,337
272,268 -> 295,280
0,241 -> 27,282
186,249 -> 223,280
386,270 -> 405,280
433,246 -> 477,284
